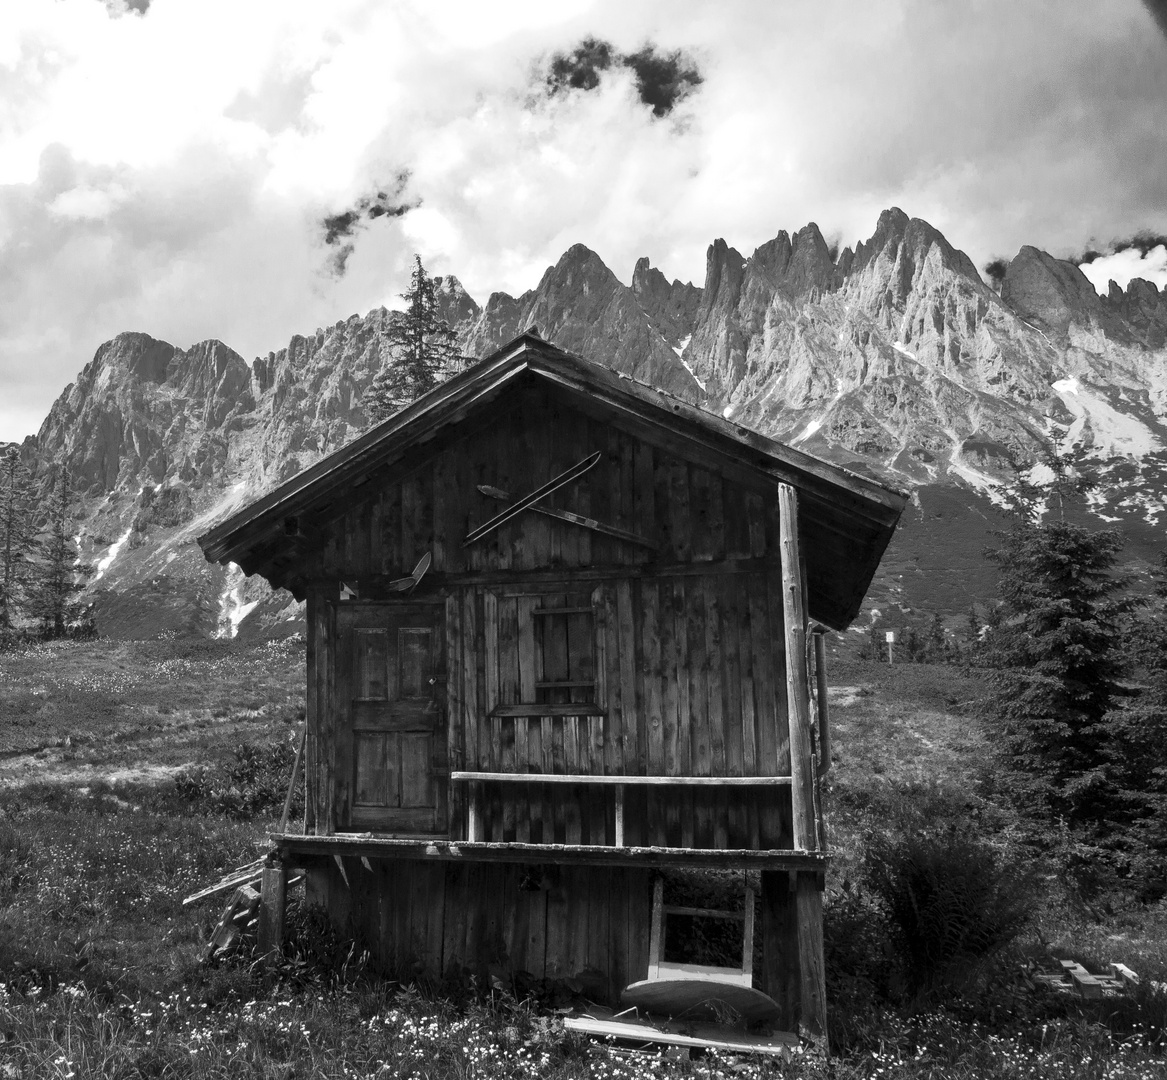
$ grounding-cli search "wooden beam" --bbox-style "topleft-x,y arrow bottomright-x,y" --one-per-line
778,484 -> 816,853
269,833 -> 832,871
257,861 -> 287,962
449,771 -> 793,786
777,484 -> 828,1049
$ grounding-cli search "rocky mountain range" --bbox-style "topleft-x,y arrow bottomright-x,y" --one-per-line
11,208 -> 1167,641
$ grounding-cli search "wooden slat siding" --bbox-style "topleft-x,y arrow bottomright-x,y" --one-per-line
319,598 -> 337,833
687,580 -> 711,847
723,479 -> 751,560
747,575 -> 782,848
334,609 -> 355,830
588,868 -> 611,992
484,590 -> 500,771
640,581 -> 665,774
567,867 -> 592,980
498,596 -> 525,841
746,491 -> 767,558
305,590 -> 319,833
571,418 -> 593,569
762,870 -> 800,1033
462,860 -> 487,978
424,863 -> 447,977
736,579 -> 759,849
634,439 -> 656,551
721,578 -> 746,847
460,590 -> 479,770
445,593 -> 464,837
441,862 -> 468,976
708,471 -> 727,561
400,474 -> 420,574
504,865 -> 529,974
659,580 -> 680,779
765,570 -> 793,776
615,580 -> 639,774
690,466 -> 713,561
381,481 -> 402,576
668,459 -> 692,562
595,584 -> 617,773
430,441 -> 450,574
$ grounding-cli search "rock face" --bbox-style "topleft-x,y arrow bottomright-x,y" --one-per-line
23,208 -> 1167,638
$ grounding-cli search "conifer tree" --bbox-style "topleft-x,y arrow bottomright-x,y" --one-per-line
1094,552 -> 1167,898
978,444 -> 1137,827
28,467 -> 92,638
364,255 -> 463,423
0,446 -> 37,630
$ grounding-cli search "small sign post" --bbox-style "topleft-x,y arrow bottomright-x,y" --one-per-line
885,629 -> 898,664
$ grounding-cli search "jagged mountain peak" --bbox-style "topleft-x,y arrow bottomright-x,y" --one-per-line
21,206 -> 1167,641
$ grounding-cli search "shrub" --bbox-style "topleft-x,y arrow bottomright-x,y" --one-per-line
862,824 -> 1031,995
173,737 -> 301,819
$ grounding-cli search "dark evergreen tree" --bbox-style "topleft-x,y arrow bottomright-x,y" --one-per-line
1093,552 -> 1167,898
963,602 -> 981,657
978,445 -> 1137,827
28,468 -> 92,638
0,446 -> 37,630
364,255 -> 463,423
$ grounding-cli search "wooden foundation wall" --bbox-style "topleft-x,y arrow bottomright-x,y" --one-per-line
307,858 -> 652,1004
304,857 -> 811,1026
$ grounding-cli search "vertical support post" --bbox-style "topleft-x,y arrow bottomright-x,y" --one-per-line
614,784 -> 625,848
777,483 -> 828,1051
647,877 -> 664,979
468,781 -> 483,842
257,858 -> 287,963
761,870 -> 799,1032
741,885 -> 756,981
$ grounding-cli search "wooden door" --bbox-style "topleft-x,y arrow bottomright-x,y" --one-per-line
342,604 -> 447,833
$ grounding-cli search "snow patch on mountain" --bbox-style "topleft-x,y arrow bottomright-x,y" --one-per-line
793,418 -> 823,444
216,562 -> 259,639
1050,378 -> 1161,457
92,526 -> 132,583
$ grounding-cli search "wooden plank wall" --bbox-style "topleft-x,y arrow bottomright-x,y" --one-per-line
308,859 -> 653,1005
304,386 -> 798,849
302,386 -> 779,581
456,570 -> 792,850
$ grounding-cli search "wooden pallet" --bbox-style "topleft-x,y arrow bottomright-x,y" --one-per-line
1026,960 -> 1139,999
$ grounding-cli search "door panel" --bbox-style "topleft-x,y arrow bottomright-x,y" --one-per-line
341,604 -> 446,834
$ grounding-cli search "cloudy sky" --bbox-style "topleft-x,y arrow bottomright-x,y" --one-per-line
2,0 -> 1166,443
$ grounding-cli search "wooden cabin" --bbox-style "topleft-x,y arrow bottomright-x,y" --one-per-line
198,331 -> 906,1047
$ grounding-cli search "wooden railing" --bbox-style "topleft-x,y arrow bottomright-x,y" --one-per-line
449,771 -> 793,845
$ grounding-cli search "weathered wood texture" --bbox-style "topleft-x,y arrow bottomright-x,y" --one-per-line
442,572 -> 791,849
302,392 -> 801,850
306,858 -> 652,1005
301,389 -> 786,581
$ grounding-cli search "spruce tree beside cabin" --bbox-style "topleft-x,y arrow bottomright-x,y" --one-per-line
978,454 -> 1136,828
364,255 -> 463,423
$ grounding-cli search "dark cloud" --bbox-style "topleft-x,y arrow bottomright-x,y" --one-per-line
320,176 -> 417,277
1142,0 -> 1167,39
1070,231 -> 1167,266
545,37 -> 702,118
546,37 -> 615,93
983,257 -> 1009,291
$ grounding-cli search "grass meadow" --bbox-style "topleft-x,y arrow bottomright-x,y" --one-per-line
1,637 -> 1165,1078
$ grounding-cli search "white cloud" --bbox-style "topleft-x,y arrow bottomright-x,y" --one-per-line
1080,246 -> 1167,294
1,0 -> 1166,442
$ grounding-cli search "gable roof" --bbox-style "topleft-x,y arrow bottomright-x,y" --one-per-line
198,332 -> 908,628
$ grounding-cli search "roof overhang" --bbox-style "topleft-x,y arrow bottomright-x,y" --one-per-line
198,333 -> 908,629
